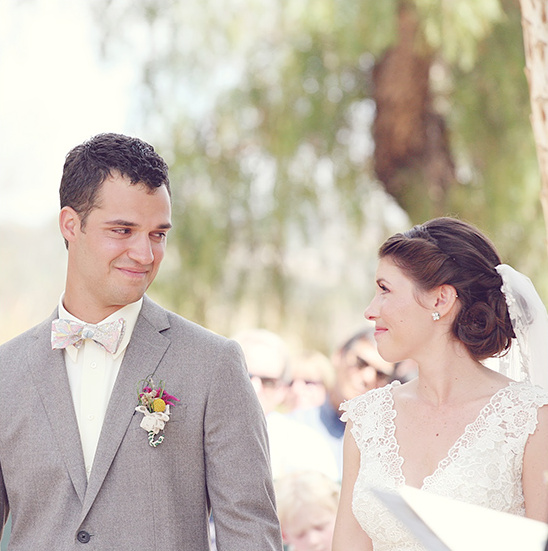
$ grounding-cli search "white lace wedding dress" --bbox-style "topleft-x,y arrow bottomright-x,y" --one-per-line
340,380 -> 548,551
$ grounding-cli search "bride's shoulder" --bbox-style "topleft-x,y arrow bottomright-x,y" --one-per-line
340,381 -> 399,422
504,379 -> 548,405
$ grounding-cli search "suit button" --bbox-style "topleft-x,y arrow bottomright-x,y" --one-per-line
77,530 -> 91,543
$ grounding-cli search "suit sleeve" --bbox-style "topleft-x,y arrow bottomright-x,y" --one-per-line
0,462 -> 9,540
203,339 -> 282,551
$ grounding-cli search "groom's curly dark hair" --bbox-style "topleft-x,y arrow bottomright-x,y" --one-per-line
59,132 -> 171,230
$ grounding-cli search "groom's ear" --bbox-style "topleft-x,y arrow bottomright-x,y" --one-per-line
59,206 -> 81,244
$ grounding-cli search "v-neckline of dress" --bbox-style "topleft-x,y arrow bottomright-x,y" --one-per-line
386,380 -> 517,490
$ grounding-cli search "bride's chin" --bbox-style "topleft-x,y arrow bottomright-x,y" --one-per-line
377,348 -> 402,365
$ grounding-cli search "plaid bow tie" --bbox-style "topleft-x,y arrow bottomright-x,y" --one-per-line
51,318 -> 126,355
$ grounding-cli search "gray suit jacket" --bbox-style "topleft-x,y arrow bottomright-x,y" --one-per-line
0,296 -> 281,550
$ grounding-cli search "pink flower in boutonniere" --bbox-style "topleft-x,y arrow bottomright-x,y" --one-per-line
135,376 -> 180,447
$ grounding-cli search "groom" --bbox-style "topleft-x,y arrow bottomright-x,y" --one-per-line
0,133 -> 282,550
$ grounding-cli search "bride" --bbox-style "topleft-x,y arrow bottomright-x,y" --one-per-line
333,217 -> 548,551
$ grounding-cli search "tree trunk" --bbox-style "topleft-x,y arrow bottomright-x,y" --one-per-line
372,2 -> 456,223
520,0 -> 548,252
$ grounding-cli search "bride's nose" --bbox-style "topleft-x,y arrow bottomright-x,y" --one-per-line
364,295 -> 379,321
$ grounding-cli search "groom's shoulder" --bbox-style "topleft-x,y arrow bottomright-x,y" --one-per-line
142,296 -> 234,349
0,312 -> 54,358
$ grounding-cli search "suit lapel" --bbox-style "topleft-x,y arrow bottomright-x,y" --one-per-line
81,297 -> 171,517
27,314 -> 88,503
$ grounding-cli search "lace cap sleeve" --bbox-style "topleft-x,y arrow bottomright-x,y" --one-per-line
339,382 -> 400,444
339,399 -> 351,423
339,392 -> 369,424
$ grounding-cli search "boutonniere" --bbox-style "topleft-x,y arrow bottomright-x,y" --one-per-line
135,376 -> 180,447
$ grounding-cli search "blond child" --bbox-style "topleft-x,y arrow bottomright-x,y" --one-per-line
276,471 -> 340,551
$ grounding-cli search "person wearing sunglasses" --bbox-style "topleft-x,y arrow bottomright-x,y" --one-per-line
234,328 -> 338,482
290,329 -> 394,479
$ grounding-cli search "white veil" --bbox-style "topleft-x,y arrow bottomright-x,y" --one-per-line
491,264 -> 548,391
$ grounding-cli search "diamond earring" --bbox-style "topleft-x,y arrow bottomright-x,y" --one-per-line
432,312 -> 441,321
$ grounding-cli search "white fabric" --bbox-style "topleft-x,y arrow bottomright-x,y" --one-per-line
135,404 -> 171,433
59,297 -> 142,478
340,381 -> 548,551
494,264 -> 548,391
267,412 -> 339,481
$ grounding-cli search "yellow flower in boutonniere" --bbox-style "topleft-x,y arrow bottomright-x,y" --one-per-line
136,376 -> 180,447
153,398 -> 166,412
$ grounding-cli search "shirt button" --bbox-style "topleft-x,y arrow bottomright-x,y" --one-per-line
77,530 -> 91,543
87,414 -> 95,421
90,362 -> 97,369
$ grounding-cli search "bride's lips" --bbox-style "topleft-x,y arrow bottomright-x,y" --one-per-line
374,326 -> 388,338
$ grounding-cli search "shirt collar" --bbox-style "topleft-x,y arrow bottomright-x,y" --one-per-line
57,296 -> 143,361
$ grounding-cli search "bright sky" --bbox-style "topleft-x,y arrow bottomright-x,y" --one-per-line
0,0 -> 133,227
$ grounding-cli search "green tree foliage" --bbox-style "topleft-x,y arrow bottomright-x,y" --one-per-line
91,0 -> 547,349
447,0 -> 546,278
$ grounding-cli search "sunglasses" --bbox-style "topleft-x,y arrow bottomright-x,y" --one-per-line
249,374 -> 284,389
289,379 -> 323,386
352,356 -> 390,377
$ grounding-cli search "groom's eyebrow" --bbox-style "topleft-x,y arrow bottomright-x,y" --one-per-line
106,219 -> 137,226
105,219 -> 173,230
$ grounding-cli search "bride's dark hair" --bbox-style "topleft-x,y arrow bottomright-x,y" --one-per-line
378,217 -> 515,361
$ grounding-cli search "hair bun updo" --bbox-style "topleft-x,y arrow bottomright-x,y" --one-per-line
379,217 -> 515,361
